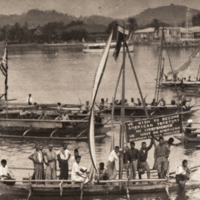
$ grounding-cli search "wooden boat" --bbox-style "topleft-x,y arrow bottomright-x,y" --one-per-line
103,105 -> 197,118
0,178 -> 199,198
0,118 -> 110,140
83,42 -> 134,53
174,135 -> 200,143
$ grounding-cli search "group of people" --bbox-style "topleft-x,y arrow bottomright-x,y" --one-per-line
97,133 -> 190,186
95,135 -> 173,182
28,142 -> 88,184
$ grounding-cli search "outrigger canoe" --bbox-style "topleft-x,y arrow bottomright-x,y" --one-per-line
174,135 -> 200,143
0,179 -> 199,198
0,119 -> 110,140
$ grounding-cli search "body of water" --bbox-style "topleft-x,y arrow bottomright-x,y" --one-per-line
0,44 -> 200,200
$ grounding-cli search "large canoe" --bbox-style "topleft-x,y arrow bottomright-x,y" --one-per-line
0,119 -> 110,140
0,179 -> 199,198
160,81 -> 200,88
103,105 -> 197,118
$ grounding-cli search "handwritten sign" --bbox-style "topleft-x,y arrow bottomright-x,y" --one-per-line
126,114 -> 181,142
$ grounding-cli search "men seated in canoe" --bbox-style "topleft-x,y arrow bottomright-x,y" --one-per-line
71,156 -> 88,184
175,159 -> 190,189
125,99 -> 129,106
28,144 -> 44,183
27,94 -> 33,105
154,136 -> 170,179
127,142 -> 139,179
38,111 -> 48,120
55,113 -> 62,120
95,162 -> 109,181
44,144 -> 57,185
19,109 -> 28,119
57,102 -> 62,110
62,112 -> 70,121
158,98 -> 166,106
137,138 -> 154,180
95,112 -> 102,123
151,98 -> 157,106
0,159 -> 16,186
185,119 -> 197,138
106,146 -> 122,180
57,142 -> 71,180
180,95 -> 191,109
83,101 -> 90,114
131,98 -> 137,106
137,98 -> 142,106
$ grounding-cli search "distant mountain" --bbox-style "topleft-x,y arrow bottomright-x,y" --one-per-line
0,9 -> 114,27
134,4 -> 200,27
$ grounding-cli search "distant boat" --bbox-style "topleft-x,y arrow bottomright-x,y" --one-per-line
82,42 -> 134,53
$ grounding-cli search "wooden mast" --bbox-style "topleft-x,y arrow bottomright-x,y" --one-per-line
119,22 -> 126,179
5,32 -> 8,101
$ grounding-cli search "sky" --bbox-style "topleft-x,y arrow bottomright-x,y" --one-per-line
1,0 -> 200,18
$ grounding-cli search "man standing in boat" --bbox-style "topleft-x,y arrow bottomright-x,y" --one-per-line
185,119 -> 197,138
28,144 -> 44,183
57,142 -> 71,180
137,138 -> 154,179
27,94 -> 33,105
44,144 -> 57,185
154,137 -> 170,179
127,141 -> 139,179
106,146 -> 122,179
176,160 -> 190,189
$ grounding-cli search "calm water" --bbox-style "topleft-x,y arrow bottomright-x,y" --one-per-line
0,44 -> 200,200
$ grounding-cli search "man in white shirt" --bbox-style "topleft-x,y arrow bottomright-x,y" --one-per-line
57,142 -> 71,180
176,159 -> 190,189
0,159 -> 11,178
106,146 -> 121,180
71,156 -> 88,184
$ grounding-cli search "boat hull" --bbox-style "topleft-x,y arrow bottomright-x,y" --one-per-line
0,119 -> 110,140
0,181 -> 199,197
103,106 -> 196,118
174,135 -> 200,143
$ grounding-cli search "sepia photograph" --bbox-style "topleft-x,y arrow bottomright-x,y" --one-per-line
0,0 -> 199,199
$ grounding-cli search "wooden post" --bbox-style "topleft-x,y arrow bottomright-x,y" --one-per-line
180,95 -> 184,143
125,43 -> 149,119
119,22 -> 126,180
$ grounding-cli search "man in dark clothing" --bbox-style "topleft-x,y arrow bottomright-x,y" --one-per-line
185,119 -> 197,138
138,138 -> 154,179
127,141 -> 139,179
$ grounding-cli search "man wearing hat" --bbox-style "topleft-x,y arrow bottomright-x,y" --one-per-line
27,94 -> 33,105
185,119 -> 197,138
44,144 -> 57,184
57,142 -> 71,180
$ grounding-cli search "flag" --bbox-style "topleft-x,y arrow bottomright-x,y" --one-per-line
0,48 -> 8,77
113,25 -> 129,61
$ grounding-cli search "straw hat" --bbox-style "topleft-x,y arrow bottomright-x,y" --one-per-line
187,119 -> 193,124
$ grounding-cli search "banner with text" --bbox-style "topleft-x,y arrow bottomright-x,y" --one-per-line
126,114 -> 181,142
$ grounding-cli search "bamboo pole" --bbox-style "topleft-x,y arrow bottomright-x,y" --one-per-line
125,43 -> 149,119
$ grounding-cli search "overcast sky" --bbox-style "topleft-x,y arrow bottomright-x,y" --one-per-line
1,0 -> 200,18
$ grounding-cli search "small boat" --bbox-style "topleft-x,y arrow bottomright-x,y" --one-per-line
174,135 -> 200,143
83,42 -> 134,53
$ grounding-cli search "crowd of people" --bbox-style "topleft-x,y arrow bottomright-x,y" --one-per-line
28,142 -> 89,185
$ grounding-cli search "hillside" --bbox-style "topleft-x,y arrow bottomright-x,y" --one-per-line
134,4 -> 200,27
0,9 -> 113,27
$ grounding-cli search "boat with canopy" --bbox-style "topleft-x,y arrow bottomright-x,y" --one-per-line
0,23 -> 199,199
